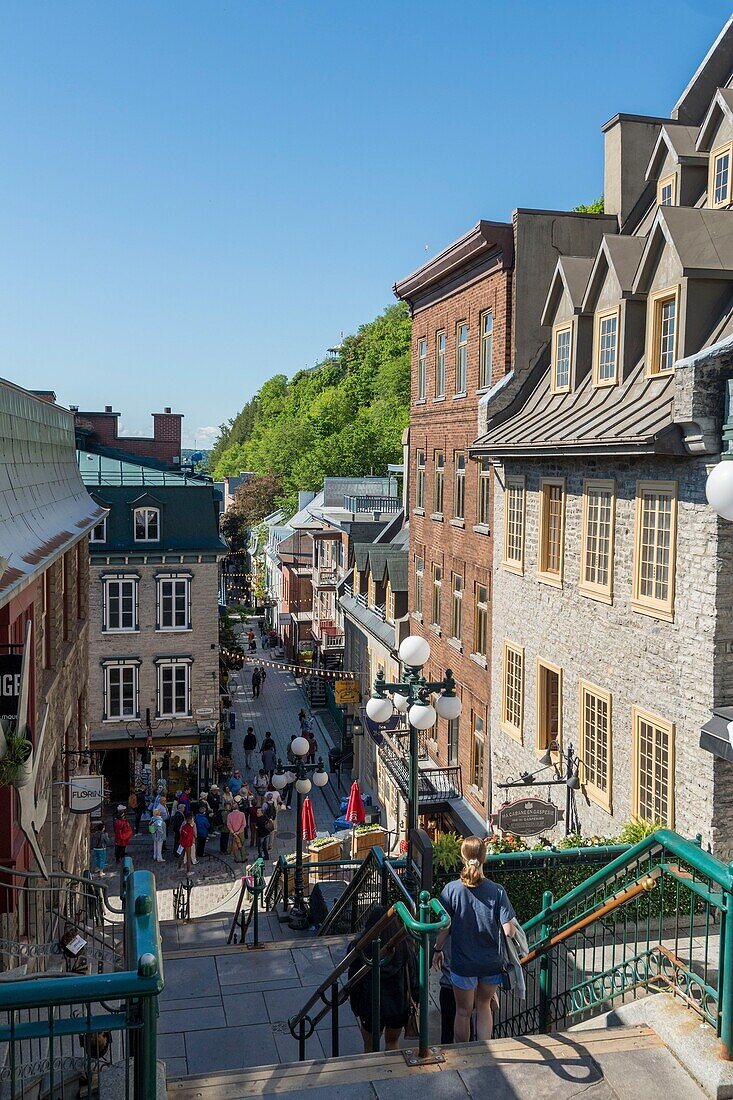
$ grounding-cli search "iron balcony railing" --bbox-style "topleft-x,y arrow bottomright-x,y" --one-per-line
343,495 -> 402,515
378,732 -> 463,806
313,566 -> 339,587
342,585 -> 388,622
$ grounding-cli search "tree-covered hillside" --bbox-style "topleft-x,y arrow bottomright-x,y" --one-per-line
211,303 -> 411,512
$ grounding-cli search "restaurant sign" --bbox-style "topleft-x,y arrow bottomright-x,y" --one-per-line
0,653 -> 22,723
493,797 -> 563,837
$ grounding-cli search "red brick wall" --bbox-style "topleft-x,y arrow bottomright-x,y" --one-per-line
408,265 -> 512,819
75,411 -> 182,468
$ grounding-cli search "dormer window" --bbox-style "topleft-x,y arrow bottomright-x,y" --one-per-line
90,517 -> 107,543
551,322 -> 573,393
657,173 -> 676,207
594,308 -> 619,387
647,287 -> 678,376
134,507 -> 160,542
710,143 -> 732,208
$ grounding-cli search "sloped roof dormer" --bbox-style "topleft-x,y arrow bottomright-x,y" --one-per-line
646,123 -> 707,180
540,256 -> 594,327
633,206 -> 733,293
696,87 -> 733,151
581,236 -> 646,313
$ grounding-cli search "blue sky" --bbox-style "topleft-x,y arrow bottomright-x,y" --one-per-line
1,0 -> 730,447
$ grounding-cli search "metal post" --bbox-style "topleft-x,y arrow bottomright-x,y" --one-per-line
565,746 -> 572,836
331,979 -> 340,1057
252,881 -> 259,948
408,721 -> 419,838
418,890 -> 430,1059
135,953 -> 159,1100
298,1017 -> 306,1061
290,783 -> 309,929
371,935 -> 381,1052
720,867 -> 733,1058
538,889 -> 553,1034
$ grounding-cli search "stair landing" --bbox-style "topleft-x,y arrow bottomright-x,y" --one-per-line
167,1024 -> 707,1099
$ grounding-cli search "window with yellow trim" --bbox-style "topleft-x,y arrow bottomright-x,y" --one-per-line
647,287 -> 679,376
538,478 -> 565,585
537,661 -> 561,755
657,173 -> 676,207
435,331 -> 446,396
455,322 -> 468,395
594,308 -> 619,386
501,640 -> 524,741
710,143 -> 733,208
579,480 -> 616,602
471,712 -> 485,794
551,322 -> 572,393
579,681 -> 612,812
631,481 -> 677,621
502,477 -> 525,574
633,708 -> 674,826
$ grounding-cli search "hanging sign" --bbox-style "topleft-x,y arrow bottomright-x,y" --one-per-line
0,653 -> 22,723
69,776 -> 105,815
334,680 -> 360,705
492,797 -> 563,837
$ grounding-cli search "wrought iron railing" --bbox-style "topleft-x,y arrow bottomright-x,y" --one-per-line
343,495 -> 402,515
378,734 -> 462,806
0,858 -> 163,1098
316,848 -> 412,937
264,855 -> 362,917
495,829 -> 733,1056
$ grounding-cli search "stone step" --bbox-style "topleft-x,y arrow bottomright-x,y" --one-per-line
163,930 -> 352,961
166,1024 -> 706,1099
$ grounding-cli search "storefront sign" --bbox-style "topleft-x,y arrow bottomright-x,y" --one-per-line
493,797 -> 563,837
69,776 -> 105,815
334,680 -> 360,705
0,653 -> 22,722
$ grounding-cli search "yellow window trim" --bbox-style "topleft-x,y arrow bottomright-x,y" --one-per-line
550,320 -> 573,394
501,639 -> 524,743
578,680 -> 613,814
631,480 -> 678,623
631,706 -> 675,828
645,285 -> 680,378
579,478 -> 616,604
592,306 -> 620,388
502,475 -> 526,576
537,477 -> 566,588
535,658 -> 562,757
709,142 -> 733,209
657,172 -> 677,207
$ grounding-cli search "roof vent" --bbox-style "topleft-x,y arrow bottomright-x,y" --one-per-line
105,405 -> 113,413
164,407 -> 172,414
69,405 -> 79,412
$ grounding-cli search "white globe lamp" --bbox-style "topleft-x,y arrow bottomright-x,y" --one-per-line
706,461 -> 733,521
408,701 -> 437,730
366,695 -> 394,724
435,693 -> 462,720
291,736 -> 310,758
392,692 -> 409,714
313,767 -> 329,787
296,777 -> 312,795
271,770 -> 287,790
399,636 -> 431,668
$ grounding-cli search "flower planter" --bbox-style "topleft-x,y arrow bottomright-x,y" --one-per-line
351,827 -> 386,859
308,838 -> 342,882
285,859 -> 310,896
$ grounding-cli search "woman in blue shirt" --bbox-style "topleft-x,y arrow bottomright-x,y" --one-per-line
433,835 -> 518,1043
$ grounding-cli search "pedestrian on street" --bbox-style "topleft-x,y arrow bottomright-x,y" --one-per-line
91,820 -> 109,875
157,794 -> 170,852
171,803 -> 185,854
133,785 -> 147,834
254,769 -> 269,798
227,800 -> 247,863
195,805 -> 211,859
259,664 -> 267,693
307,730 -> 318,766
264,790 -> 282,853
261,738 -> 277,781
348,905 -> 418,1052
285,734 -> 298,808
251,668 -> 262,698
178,814 -> 196,875
113,805 -> 133,864
149,808 -> 166,862
227,770 -> 244,798
208,785 -> 223,835
434,836 -> 518,1043
243,727 -> 257,771
178,787 -> 192,816
255,804 -> 274,861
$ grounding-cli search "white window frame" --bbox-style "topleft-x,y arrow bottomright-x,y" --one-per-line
415,450 -> 426,511
104,662 -> 139,721
450,573 -> 463,642
156,660 -> 192,719
431,564 -> 442,631
414,555 -> 424,617
447,716 -> 459,766
710,142 -> 733,209
453,453 -> 466,520
455,321 -> 468,395
632,707 -> 674,827
90,517 -> 107,544
433,451 -> 445,516
473,582 -> 488,662
156,575 -> 192,632
646,286 -> 679,377
579,680 -> 612,813
502,476 -> 525,575
103,575 -> 139,633
435,331 -> 446,397
417,338 -> 427,400
551,321 -> 573,394
501,640 -> 524,743
479,311 -> 493,389
579,479 -> 616,603
471,712 -> 485,798
657,172 -> 677,207
134,507 -> 160,542
593,307 -> 620,387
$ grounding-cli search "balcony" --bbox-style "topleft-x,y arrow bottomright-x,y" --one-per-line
377,729 -> 463,807
342,584 -> 386,622
343,494 -> 402,515
314,619 -> 345,649
313,566 -> 339,588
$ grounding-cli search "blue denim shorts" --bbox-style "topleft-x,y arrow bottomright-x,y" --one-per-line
450,971 -> 503,990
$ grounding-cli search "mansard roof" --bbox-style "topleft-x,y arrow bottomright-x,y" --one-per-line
696,87 -> 733,151
633,206 -> 733,293
646,124 -> 706,180
540,256 -> 595,326
581,236 -> 646,313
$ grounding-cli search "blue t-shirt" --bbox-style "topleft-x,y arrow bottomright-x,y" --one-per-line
439,878 -> 516,978
227,777 -> 244,796
195,813 -> 211,838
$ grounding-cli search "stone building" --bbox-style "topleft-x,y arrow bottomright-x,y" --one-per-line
474,18 -> 733,854
0,382 -> 102,876
78,453 -> 226,804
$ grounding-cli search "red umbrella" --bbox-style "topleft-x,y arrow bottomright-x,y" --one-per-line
301,796 -> 317,842
345,781 -> 366,825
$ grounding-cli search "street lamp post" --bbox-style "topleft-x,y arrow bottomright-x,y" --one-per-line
272,738 -> 329,931
365,636 -> 462,843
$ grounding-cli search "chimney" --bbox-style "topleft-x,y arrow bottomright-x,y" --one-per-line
602,114 -> 663,227
104,405 -> 113,413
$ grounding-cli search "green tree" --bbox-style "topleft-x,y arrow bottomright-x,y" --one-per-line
232,473 -> 283,526
573,196 -> 604,213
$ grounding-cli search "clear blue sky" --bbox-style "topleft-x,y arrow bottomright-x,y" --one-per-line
1,0 -> 730,447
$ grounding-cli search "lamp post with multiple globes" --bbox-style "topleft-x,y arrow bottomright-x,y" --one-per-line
365,635 -> 462,841
271,738 -> 329,930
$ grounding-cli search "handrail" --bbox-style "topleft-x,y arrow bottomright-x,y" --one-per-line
393,894 -> 450,937
316,847 -> 381,936
379,851 -> 415,914
524,829 -> 733,935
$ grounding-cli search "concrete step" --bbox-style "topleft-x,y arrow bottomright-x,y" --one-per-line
163,929 -> 352,961
166,1024 -> 707,1099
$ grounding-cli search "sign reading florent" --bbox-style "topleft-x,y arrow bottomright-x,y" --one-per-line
69,777 -> 105,815
334,680 -> 360,706
493,797 -> 563,837
0,653 -> 22,723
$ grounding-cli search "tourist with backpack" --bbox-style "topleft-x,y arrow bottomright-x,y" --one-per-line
113,805 -> 133,864
149,808 -> 166,862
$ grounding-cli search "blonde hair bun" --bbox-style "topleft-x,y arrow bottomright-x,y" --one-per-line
460,836 -> 487,887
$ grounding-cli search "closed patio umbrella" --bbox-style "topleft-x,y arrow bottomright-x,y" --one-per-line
301,796 -> 317,842
345,781 -> 366,825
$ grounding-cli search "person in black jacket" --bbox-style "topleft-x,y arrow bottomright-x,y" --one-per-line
348,905 -> 419,1052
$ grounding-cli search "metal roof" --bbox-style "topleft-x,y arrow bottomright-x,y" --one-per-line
78,452 -> 208,487
0,381 -> 103,606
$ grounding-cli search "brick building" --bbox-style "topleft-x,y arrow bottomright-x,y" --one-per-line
475,19 -> 733,854
0,382 -> 103,876
73,405 -> 183,469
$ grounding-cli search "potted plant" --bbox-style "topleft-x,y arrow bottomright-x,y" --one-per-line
307,835 -> 342,880
432,831 -> 463,876
351,822 -> 386,858
0,731 -> 33,789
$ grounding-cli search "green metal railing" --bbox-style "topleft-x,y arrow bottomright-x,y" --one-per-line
0,858 -> 163,1098
495,830 -> 733,1057
227,859 -> 266,947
